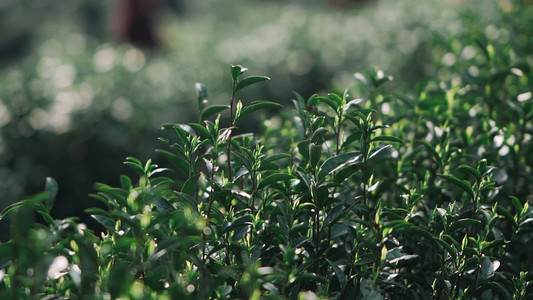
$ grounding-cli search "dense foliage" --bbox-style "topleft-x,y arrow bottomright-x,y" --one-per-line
2,0 -> 531,228
1,0 -> 533,299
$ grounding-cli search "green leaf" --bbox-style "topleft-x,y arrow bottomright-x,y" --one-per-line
438,174 -> 474,199
182,175 -> 200,196
322,203 -> 345,229
258,173 -> 294,190
156,149 -> 190,175
235,76 -> 270,92
200,105 -> 229,122
44,177 -> 58,211
434,237 -> 457,259
189,122 -> 211,138
310,127 -> 329,144
174,192 -> 199,213
308,95 -> 339,111
326,258 -> 347,289
449,218 -> 481,233
317,152 -> 362,182
297,140 -> 310,161
328,93 -> 343,107
371,135 -> 403,144
510,196 -> 523,215
237,100 -> 281,121
124,157 -> 146,176
368,145 -> 392,160
309,142 -> 322,169
342,98 -> 364,114
480,257 -> 500,280
263,153 -> 291,163
154,198 -> 176,214
231,64 -> 247,81
341,130 -> 362,150
120,175 -> 133,191
458,164 -> 482,183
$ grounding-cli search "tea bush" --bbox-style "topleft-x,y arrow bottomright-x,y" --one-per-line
1,43 -> 532,298
2,0 -> 529,227
1,1 -> 533,299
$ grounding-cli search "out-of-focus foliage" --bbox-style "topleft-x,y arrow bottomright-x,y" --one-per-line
0,0 -> 532,240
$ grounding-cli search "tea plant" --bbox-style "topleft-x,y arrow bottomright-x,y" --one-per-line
1,54 -> 531,299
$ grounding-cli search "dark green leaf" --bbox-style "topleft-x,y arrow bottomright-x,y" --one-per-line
231,64 -> 247,81
326,258 -> 347,289
317,152 -> 362,182
44,177 -> 58,211
371,135 -> 403,144
311,127 -> 329,144
235,76 -> 270,92
238,100 -> 281,121
438,174 -> 474,199
154,198 -> 175,213
200,105 -> 229,122
263,153 -> 291,163
434,237 -> 457,259
322,203 -> 345,229
309,142 -> 322,169
449,218 -> 481,233
156,149 -> 190,175
258,173 -> 294,189
189,122 -> 211,138
480,257 -> 500,280
458,164 -> 482,183
182,175 -> 200,196
120,175 -> 133,191
308,95 -> 339,111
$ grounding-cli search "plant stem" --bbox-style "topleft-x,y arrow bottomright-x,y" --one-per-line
203,158 -> 216,263
227,82 -> 236,183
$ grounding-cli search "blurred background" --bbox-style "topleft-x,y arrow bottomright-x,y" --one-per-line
1,0 -> 531,239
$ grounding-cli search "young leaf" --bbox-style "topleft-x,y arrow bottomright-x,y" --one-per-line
231,64 -> 247,81
235,76 -> 270,93
200,105 -> 229,122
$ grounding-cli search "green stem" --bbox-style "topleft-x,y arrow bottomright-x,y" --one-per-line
227,82 -> 237,183
203,158 -> 216,263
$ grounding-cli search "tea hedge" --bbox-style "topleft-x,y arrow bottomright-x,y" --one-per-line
2,0 -> 530,226
1,41 -> 532,299
1,1 -> 533,298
